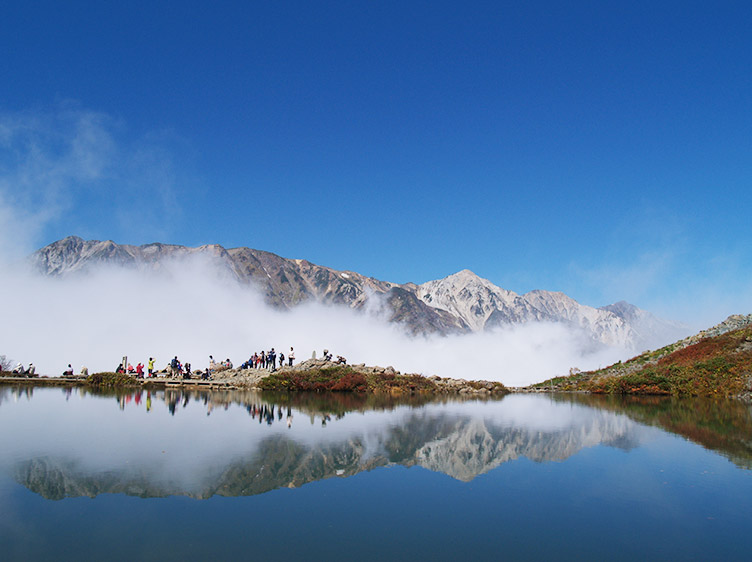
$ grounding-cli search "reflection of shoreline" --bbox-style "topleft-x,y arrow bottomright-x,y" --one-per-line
5,390 -> 647,500
1,384 -> 465,427
556,393 -> 752,470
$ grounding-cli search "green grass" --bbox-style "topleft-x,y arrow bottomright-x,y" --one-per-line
259,366 -> 439,393
86,372 -> 140,387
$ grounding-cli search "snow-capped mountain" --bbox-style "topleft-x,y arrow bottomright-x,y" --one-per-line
413,269 -> 686,349
29,236 -> 687,349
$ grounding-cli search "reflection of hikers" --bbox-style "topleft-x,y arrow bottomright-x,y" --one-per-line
289,347 -> 295,367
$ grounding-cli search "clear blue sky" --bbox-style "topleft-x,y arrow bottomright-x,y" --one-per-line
1,1 -> 750,325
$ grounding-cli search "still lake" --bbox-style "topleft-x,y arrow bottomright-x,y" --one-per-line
1,386 -> 751,561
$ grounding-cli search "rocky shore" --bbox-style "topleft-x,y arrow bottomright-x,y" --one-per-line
1,358 -> 508,396
210,358 -> 508,395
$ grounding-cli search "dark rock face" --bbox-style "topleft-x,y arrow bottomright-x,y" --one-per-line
29,236 -> 685,346
385,287 -> 467,335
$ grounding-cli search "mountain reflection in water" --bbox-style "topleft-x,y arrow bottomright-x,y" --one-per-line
1,386 -> 750,501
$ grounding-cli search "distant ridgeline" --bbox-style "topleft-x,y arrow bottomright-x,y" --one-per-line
31,236 -> 687,348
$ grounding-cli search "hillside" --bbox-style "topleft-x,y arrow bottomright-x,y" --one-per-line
533,314 -> 752,397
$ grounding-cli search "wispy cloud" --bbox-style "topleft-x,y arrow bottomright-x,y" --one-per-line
0,105 -> 182,258
569,207 -> 752,328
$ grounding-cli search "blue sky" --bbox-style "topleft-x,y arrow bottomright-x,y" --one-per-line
1,1 -> 751,325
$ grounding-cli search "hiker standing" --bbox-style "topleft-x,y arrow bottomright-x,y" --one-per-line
289,347 -> 295,367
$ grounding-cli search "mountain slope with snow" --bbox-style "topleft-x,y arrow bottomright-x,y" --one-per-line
29,236 -> 687,348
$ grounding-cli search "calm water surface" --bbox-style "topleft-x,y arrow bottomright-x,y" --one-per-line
1,386 -> 751,561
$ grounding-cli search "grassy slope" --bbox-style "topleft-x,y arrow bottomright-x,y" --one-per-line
534,323 -> 752,396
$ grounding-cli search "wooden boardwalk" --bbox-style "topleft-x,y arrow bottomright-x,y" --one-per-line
164,379 -> 234,390
0,375 -> 237,390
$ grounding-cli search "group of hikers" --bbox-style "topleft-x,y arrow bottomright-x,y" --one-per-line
113,346 -> 299,381
10,362 -> 36,376
5,345 -> 350,379
8,362 -> 83,378
239,347 -> 295,371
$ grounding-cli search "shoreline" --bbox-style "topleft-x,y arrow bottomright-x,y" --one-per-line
2,375 -> 749,401
0,358 -> 510,396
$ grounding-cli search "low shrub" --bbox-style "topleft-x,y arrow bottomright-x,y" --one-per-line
87,372 -> 138,387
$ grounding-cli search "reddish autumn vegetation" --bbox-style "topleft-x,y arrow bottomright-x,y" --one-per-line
539,326 -> 752,396
259,366 -> 439,393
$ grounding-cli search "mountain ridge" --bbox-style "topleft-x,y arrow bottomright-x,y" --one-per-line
30,236 -> 687,349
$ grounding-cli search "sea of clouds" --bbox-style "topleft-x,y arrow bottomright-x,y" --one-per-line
0,251 -> 631,385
